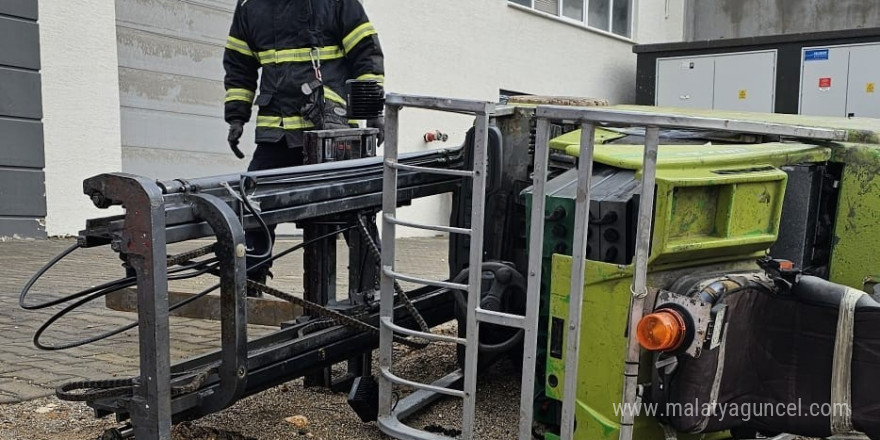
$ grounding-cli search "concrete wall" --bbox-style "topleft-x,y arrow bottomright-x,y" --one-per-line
689,0 -> 880,41
40,0 -> 123,236
638,0 -> 686,44
0,1 -> 45,239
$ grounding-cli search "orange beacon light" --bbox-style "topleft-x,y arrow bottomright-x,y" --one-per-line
636,309 -> 687,352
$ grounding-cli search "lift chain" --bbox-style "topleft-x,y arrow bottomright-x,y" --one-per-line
56,368 -> 214,402
356,214 -> 432,335
247,280 -> 427,349
56,378 -> 135,402
166,243 -> 217,267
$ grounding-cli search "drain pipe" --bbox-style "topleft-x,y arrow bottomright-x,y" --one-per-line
619,127 -> 660,440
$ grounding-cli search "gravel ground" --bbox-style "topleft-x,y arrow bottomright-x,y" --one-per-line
0,321 -> 523,440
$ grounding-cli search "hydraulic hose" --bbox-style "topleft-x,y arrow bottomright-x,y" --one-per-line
27,226 -> 355,351
239,175 -> 274,260
21,252 -> 217,311
33,261 -> 219,350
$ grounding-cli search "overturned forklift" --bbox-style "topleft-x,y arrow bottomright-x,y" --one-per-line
19,91 -> 880,440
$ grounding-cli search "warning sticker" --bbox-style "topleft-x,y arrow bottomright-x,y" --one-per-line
868,83 -> 876,94
819,77 -> 832,89
738,89 -> 747,100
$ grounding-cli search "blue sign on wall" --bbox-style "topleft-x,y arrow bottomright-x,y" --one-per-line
805,49 -> 830,61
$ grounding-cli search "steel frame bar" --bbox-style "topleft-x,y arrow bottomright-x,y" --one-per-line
380,367 -> 465,397
184,194 -> 248,412
385,94 -> 492,115
619,126 -> 660,440
383,268 -> 469,291
560,123 -> 597,440
518,116 -> 551,440
380,317 -> 466,344
461,108 -> 491,438
82,155 -> 465,248
83,174 -> 173,440
535,106 -> 848,141
393,371 -> 463,420
389,162 -> 475,177
155,182 -> 460,245
156,148 -> 461,195
474,307 -> 526,328
378,103 -> 400,420
383,213 -> 472,236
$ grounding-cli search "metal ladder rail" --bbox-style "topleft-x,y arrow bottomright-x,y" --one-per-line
529,111 -> 601,440
378,93 -> 497,440
528,105 -> 847,440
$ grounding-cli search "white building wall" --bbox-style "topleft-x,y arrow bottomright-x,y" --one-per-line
40,0 -> 123,236
363,0 -> 684,235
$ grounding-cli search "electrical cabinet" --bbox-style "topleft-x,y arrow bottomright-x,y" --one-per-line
800,43 -> 880,118
656,57 -> 715,109
656,51 -> 777,113
845,45 -> 880,118
799,47 -> 850,117
713,51 -> 777,112
637,28 -> 880,117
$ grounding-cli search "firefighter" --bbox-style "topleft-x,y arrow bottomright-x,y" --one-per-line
222,0 -> 385,295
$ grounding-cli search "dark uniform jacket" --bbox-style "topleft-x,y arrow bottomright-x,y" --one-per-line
223,0 -> 384,146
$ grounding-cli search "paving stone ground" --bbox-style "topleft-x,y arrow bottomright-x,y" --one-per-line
0,236 -> 449,404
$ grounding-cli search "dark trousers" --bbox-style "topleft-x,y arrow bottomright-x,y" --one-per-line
246,141 -> 304,274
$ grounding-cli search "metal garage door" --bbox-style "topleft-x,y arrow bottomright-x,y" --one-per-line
116,0 -> 255,181
0,0 -> 46,239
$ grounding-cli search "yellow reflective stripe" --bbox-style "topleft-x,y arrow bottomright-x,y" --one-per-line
224,88 -> 255,104
256,115 -> 315,130
356,73 -> 384,85
323,87 -> 346,106
282,116 -> 315,130
256,116 -> 282,128
343,22 -> 377,53
256,46 -> 345,65
225,35 -> 254,57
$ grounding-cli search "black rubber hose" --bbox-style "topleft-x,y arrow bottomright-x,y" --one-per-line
21,253 -> 218,311
239,176 -> 274,260
18,243 -> 79,309
32,226 -> 355,351
33,262 -> 219,350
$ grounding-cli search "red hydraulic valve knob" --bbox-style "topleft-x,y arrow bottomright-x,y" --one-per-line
424,131 -> 449,143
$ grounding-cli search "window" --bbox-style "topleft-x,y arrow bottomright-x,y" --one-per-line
510,0 -> 633,38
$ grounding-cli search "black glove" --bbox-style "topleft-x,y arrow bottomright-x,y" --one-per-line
367,117 -> 385,146
228,121 -> 245,159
